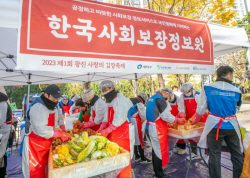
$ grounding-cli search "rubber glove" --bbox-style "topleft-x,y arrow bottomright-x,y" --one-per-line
96,122 -> 108,133
83,121 -> 96,129
174,117 -> 185,125
78,123 -> 85,129
191,113 -> 202,125
60,125 -> 66,132
100,124 -> 117,137
179,112 -> 186,118
53,130 -> 71,142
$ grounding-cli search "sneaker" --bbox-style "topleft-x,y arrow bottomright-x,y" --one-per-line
141,158 -> 152,163
186,153 -> 201,160
135,156 -> 141,161
177,148 -> 187,155
173,147 -> 180,154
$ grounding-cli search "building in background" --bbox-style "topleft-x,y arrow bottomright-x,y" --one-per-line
234,0 -> 249,20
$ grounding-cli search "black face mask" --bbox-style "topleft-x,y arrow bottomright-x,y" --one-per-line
41,94 -> 58,110
90,95 -> 99,106
104,89 -> 117,103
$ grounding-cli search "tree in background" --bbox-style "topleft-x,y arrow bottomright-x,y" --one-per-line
238,11 -> 250,35
216,50 -> 248,92
142,0 -> 237,88
5,85 -> 41,109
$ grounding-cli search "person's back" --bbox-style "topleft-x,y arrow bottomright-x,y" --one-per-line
204,81 -> 241,118
196,66 -> 244,178
0,92 -> 12,178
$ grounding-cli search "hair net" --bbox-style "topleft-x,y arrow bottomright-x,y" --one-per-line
99,80 -> 115,90
138,93 -> 148,101
61,95 -> 68,100
245,69 -> 250,78
160,88 -> 173,94
180,83 -> 193,93
82,90 -> 94,102
71,95 -> 80,102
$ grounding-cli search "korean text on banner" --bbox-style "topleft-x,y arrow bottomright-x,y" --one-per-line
17,0 -> 214,74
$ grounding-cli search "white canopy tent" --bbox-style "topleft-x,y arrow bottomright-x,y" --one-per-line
0,0 -> 250,87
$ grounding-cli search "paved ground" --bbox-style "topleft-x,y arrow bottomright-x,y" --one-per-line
237,104 -> 250,131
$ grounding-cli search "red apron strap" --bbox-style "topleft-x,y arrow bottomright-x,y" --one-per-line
209,113 -> 236,141
137,97 -> 144,103
216,119 -> 224,141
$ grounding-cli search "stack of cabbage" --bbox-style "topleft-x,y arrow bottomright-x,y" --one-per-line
52,132 -> 121,168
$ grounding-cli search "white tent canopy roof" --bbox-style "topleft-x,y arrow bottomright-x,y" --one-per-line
0,0 -> 249,86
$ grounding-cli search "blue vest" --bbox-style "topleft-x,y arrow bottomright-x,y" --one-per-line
59,99 -> 73,108
128,104 -> 137,122
145,94 -> 164,129
204,85 -> 240,129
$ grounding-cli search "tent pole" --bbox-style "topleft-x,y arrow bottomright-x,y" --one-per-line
26,73 -> 31,111
135,73 -> 139,95
27,84 -> 30,111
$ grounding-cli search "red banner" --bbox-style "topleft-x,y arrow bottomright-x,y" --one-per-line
18,0 -> 213,74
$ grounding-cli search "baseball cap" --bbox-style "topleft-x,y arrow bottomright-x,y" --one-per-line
44,85 -> 62,98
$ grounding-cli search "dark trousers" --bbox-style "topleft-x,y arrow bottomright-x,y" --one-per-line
0,155 -> 7,178
134,145 -> 145,160
207,128 -> 244,178
190,142 -> 197,155
177,143 -> 186,149
146,130 -> 164,178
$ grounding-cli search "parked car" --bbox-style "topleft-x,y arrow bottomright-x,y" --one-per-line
22,93 -> 41,120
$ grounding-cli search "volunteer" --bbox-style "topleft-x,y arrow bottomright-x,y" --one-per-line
129,93 -> 151,163
0,92 -> 12,178
167,91 -> 187,155
78,90 -> 107,131
178,82 -> 200,158
59,95 -> 73,115
146,88 -> 185,178
97,80 -> 134,178
172,86 -> 182,97
21,85 -> 70,178
75,98 -> 91,123
69,95 -> 81,115
194,66 -> 244,178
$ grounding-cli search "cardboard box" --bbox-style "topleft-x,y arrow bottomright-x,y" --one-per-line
168,122 -> 205,139
48,147 -> 130,178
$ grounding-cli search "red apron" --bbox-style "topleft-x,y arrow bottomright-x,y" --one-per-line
28,113 -> 55,178
107,106 -> 132,178
170,100 -> 185,144
184,93 -> 197,120
132,114 -> 144,149
73,107 -> 81,114
183,94 -> 198,144
90,110 -> 100,131
170,100 -> 179,117
82,105 -> 90,122
62,104 -> 71,115
147,118 -> 169,168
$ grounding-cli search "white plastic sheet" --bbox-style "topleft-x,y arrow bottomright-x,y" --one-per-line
65,116 -> 79,130
243,132 -> 250,152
